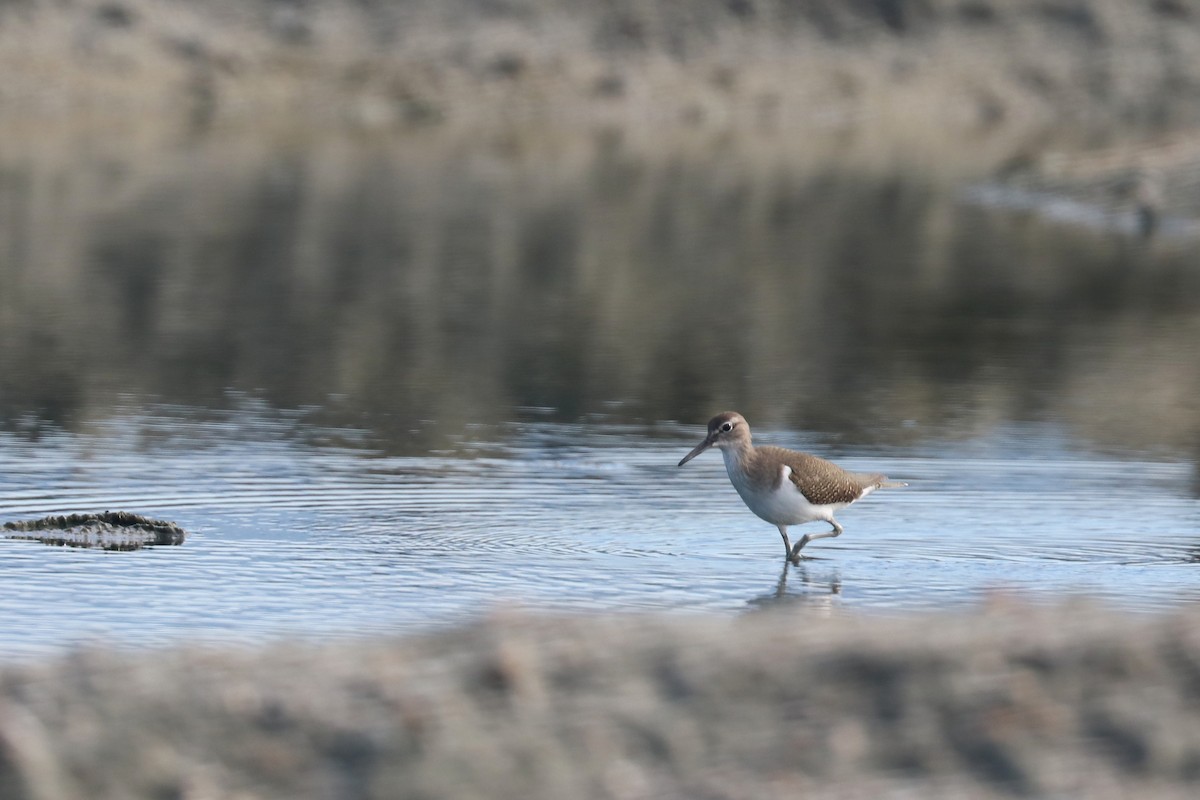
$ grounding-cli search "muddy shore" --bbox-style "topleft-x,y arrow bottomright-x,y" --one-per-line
1,603 -> 1200,799
6,0 -> 1200,156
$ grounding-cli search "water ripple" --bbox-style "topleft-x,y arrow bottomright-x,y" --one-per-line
0,413 -> 1198,659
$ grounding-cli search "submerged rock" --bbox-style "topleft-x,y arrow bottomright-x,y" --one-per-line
3,512 -> 186,551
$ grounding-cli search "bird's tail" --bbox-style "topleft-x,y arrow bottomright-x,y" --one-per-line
878,479 -> 907,489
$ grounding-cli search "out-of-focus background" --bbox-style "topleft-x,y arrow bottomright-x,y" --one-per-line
4,0 -> 1200,449
4,2 -> 1200,797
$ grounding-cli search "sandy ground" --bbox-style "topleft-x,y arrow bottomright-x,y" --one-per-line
9,0 -> 1200,224
6,0 -> 1200,155
3,602 -> 1200,799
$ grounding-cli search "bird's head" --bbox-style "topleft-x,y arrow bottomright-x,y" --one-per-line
677,411 -> 750,466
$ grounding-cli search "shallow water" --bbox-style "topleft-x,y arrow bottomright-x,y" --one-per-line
0,404 -> 1196,661
1,130 -> 1199,660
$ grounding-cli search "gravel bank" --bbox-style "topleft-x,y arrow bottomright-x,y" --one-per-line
3,603 -> 1200,798
5,0 -> 1200,150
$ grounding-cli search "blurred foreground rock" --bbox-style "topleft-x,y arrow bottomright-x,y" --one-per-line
3,603 -> 1200,798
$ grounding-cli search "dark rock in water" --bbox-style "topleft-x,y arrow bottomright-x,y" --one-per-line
3,512 -> 186,551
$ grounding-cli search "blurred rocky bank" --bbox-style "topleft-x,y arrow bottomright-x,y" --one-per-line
6,0 -> 1200,162
4,603 -> 1200,799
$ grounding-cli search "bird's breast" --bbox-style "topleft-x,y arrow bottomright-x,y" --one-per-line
722,450 -> 832,525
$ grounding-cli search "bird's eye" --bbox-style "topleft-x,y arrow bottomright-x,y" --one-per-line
720,422 -> 733,433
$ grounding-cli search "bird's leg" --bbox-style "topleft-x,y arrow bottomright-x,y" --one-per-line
777,526 -> 793,561
789,519 -> 844,561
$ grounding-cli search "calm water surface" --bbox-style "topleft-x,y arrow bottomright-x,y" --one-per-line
0,403 -> 1197,661
2,130 -> 1200,660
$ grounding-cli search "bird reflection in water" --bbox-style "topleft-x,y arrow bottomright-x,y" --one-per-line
745,561 -> 842,613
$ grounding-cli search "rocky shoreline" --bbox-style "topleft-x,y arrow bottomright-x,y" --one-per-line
6,1 -> 1200,156
3,603 -> 1200,798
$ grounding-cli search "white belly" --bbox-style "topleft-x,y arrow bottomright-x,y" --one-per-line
723,453 -> 852,527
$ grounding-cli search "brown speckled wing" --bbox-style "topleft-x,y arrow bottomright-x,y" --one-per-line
758,447 -> 878,506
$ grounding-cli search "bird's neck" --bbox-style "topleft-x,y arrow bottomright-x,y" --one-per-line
719,438 -> 755,481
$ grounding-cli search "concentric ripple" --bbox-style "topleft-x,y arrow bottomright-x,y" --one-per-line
0,409 -> 1197,660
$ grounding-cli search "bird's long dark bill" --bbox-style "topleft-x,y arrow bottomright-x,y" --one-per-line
677,437 -> 713,467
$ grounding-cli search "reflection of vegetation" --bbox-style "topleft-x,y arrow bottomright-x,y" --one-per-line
0,130 -> 1198,454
